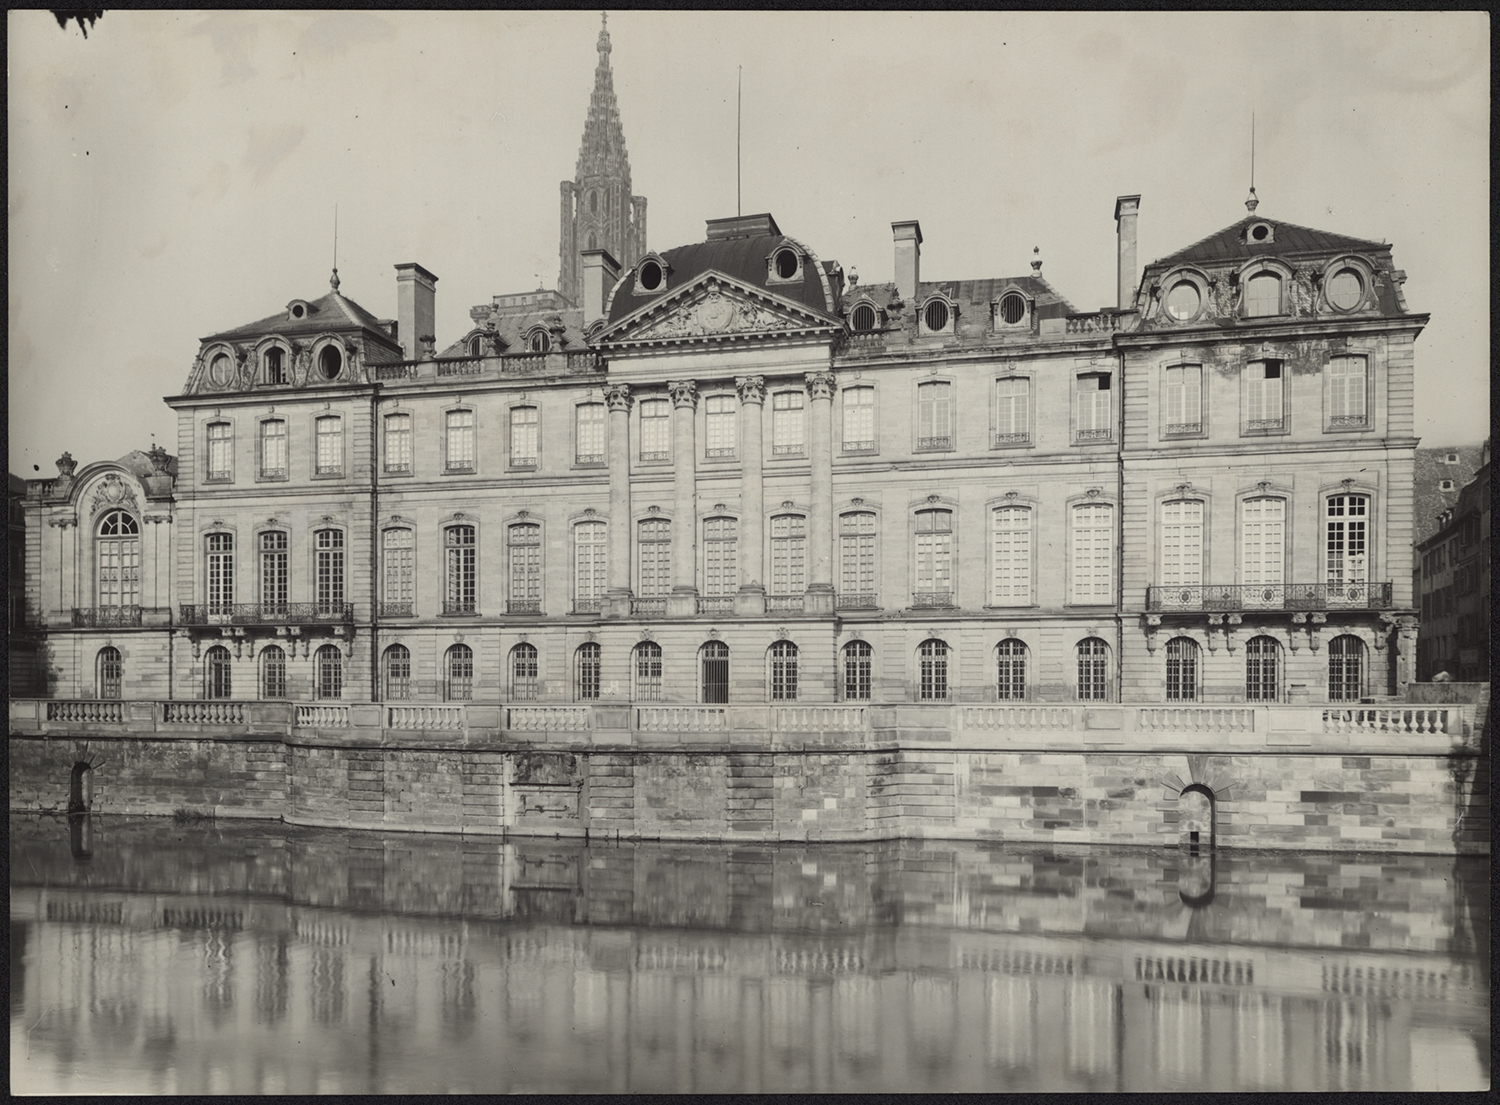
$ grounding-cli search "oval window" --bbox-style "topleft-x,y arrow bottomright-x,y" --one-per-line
208,353 -> 233,387
290,304 -> 306,319
774,248 -> 799,279
923,300 -> 950,333
1327,268 -> 1363,310
318,345 -> 342,380
999,292 -> 1026,325
1165,281 -> 1201,321
850,303 -> 876,332
639,260 -> 663,291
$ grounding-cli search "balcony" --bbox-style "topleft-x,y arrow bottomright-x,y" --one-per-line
571,597 -> 604,614
836,592 -> 879,611
574,453 -> 605,467
1074,428 -> 1111,443
916,436 -> 952,452
178,603 -> 353,626
442,600 -> 478,616
1146,582 -> 1395,613
910,591 -> 955,610
72,606 -> 144,628
766,594 -> 805,614
506,599 -> 542,615
697,595 -> 736,615
631,597 -> 667,616
992,432 -> 1031,448
379,601 -> 414,618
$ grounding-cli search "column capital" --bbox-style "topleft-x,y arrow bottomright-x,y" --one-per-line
604,383 -> 633,412
735,375 -> 767,404
668,380 -> 698,409
804,370 -> 836,401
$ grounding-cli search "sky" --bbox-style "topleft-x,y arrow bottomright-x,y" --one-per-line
8,10 -> 1490,476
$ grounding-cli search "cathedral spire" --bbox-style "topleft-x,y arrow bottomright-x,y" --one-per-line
576,11 -> 628,180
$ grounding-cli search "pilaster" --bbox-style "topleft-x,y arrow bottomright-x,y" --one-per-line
668,380 -> 699,616
604,384 -> 633,616
805,370 -> 836,614
735,376 -> 767,616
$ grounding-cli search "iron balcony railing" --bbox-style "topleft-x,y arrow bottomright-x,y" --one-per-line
73,606 -> 143,627
836,592 -> 879,611
379,601 -> 414,617
1146,581 -> 1395,613
506,599 -> 542,614
442,600 -> 478,616
178,602 -> 354,625
911,591 -> 956,609
572,597 -> 604,614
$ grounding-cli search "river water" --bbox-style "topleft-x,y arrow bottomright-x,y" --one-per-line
9,813 -> 1489,1094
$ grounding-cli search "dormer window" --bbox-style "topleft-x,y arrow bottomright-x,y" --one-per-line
207,351 -> 234,388
919,294 -> 955,336
767,245 -> 803,284
849,301 -> 879,333
263,347 -> 286,385
468,334 -> 487,357
1244,272 -> 1282,317
992,289 -> 1032,330
317,344 -> 343,380
526,328 -> 551,354
1245,222 -> 1274,244
287,299 -> 316,321
1165,280 -> 1202,322
634,253 -> 671,295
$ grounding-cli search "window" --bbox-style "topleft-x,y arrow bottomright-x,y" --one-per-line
510,643 -> 539,700
918,639 -> 949,701
773,248 -> 800,280
317,345 -> 342,380
263,347 -> 286,385
705,394 -> 736,458
1328,635 -> 1365,702
1070,503 -> 1114,604
315,645 -> 342,699
314,529 -> 345,612
1241,497 -> 1286,605
1163,364 -> 1202,435
1165,281 -> 1201,321
575,403 -> 605,465
507,523 -> 540,612
261,419 -> 288,478
382,412 -> 412,474
701,641 -> 730,703
383,645 -> 411,701
96,646 -> 122,699
843,640 -> 872,701
575,643 -> 601,701
469,335 -> 487,357
206,421 -> 233,481
574,521 -> 606,612
922,298 -> 950,333
208,352 -> 233,387
637,518 -> 671,597
314,415 -> 343,476
850,303 -> 877,332
994,377 -> 1030,445
260,646 -> 287,699
1160,500 -> 1203,588
639,398 -> 671,461
445,644 -> 474,701
842,386 -> 875,451
259,531 -> 288,611
1325,495 -> 1369,589
1076,374 -> 1112,441
914,509 -> 953,606
1326,355 -> 1368,429
996,639 -> 1027,701
1243,360 -> 1283,434
917,381 -> 953,450
633,642 -> 663,701
1326,268 -> 1364,311
206,533 -> 234,613
508,407 -> 537,467
433,410 -> 470,474
97,510 -> 141,607
444,525 -> 477,615
839,511 -> 877,608
1245,636 -> 1280,702
768,641 -> 799,701
639,259 -> 664,291
772,391 -> 805,455
991,506 -> 1031,606
1438,479 -> 1454,492
1165,637 -> 1200,702
998,292 -> 1027,326
1076,638 -> 1109,701
1245,272 -> 1282,317
704,517 -> 737,597
771,514 -> 807,595
382,529 -> 414,615
205,645 -> 233,700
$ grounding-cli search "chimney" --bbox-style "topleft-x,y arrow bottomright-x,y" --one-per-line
394,263 -> 438,360
892,221 -> 922,302
1114,195 -> 1140,310
581,248 -> 621,327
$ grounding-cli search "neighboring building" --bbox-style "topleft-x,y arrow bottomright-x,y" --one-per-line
1415,440 -> 1489,680
8,471 -> 41,695
1412,444 -> 1483,546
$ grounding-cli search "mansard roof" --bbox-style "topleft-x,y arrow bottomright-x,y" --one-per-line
1150,215 -> 1388,268
203,286 -> 396,346
921,274 -> 1081,320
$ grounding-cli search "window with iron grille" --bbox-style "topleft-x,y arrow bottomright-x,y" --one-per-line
923,299 -> 950,333
1328,634 -> 1365,702
206,421 -> 233,481
446,644 -> 474,701
1160,500 -> 1203,588
260,419 -> 288,478
1070,503 -> 1113,604
842,386 -> 875,451
637,518 -> 671,597
315,529 -> 345,609
839,511 -> 876,606
1075,374 -> 1112,439
575,643 -> 601,701
701,641 -> 729,704
917,381 -> 952,450
315,644 -> 342,699
383,644 -> 410,701
918,639 -> 949,701
97,646 -> 122,699
510,643 -> 539,700
705,394 -> 736,458
1163,364 -> 1202,435
574,521 -> 606,610
1325,495 -> 1369,586
508,407 -> 537,467
260,531 -> 288,609
508,523 -> 540,610
843,640 -> 872,701
1326,355 -> 1368,429
772,391 -> 805,455
1165,636 -> 1200,702
996,639 -> 1027,701
771,514 -> 806,596
850,303 -> 877,332
383,413 -> 411,474
1245,272 -> 1282,317
633,642 -> 663,701
704,517 -> 737,596
260,645 -> 287,699
1076,638 -> 1109,701
205,645 -> 233,700
1245,635 -> 1280,702
994,377 -> 1030,444
206,533 -> 234,612
769,640 -> 799,701
315,415 -> 343,475
639,398 -> 671,461
1244,361 -> 1284,433
383,529 -> 414,612
575,403 -> 605,464
991,506 -> 1031,606
96,510 -> 140,607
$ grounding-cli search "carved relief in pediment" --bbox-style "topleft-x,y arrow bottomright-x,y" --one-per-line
626,281 -> 816,342
89,473 -> 140,517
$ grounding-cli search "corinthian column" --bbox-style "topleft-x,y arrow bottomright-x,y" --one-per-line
735,376 -> 767,616
667,380 -> 699,616
805,370 -> 836,614
604,384 -> 632,617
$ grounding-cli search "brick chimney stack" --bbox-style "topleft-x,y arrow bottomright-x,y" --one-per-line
394,263 -> 438,361
1114,196 -> 1140,310
892,221 -> 922,302
581,248 -> 621,327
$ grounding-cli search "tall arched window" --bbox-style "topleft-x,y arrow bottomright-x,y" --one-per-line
1328,635 -> 1366,703
1325,495 -> 1369,602
383,528 -> 415,616
1241,497 -> 1286,606
383,644 -> 411,701
839,511 -> 877,608
701,641 -> 729,704
770,514 -> 806,596
1071,503 -> 1114,604
314,529 -> 345,612
260,645 -> 287,699
914,509 -> 953,606
842,640 -> 872,701
575,642 -> 601,701
1077,638 -> 1109,702
445,525 -> 477,614
769,641 -> 798,701
703,517 -> 738,598
1165,636 -> 1200,702
918,639 -> 949,701
446,643 -> 474,701
96,646 -> 122,699
205,645 -> 233,700
205,421 -> 233,481
314,644 -> 342,700
96,510 -> 140,608
206,532 -> 234,614
991,506 -> 1031,606
510,643 -> 539,701
508,523 -> 541,613
574,521 -> 606,613
1160,500 -> 1203,589
996,639 -> 1027,702
259,531 -> 288,612
637,518 -> 671,598
1245,635 -> 1281,702
633,642 -> 663,701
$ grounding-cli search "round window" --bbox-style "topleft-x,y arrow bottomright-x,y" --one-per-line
999,292 -> 1026,325
1165,281 -> 1201,321
639,260 -> 663,291
774,248 -> 799,279
923,300 -> 950,333
850,303 -> 876,332
1250,223 -> 1270,242
1327,268 -> 1363,310
318,345 -> 342,380
290,304 -> 305,319
208,353 -> 232,387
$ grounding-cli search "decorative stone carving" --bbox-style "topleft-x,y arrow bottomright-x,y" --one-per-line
148,445 -> 171,474
695,286 -> 738,332
804,370 -> 836,401
604,383 -> 633,412
775,626 -> 789,641
584,631 -> 597,644
707,628 -> 720,640
90,474 -> 139,517
56,452 -> 77,478
735,375 -> 767,404
668,380 -> 698,408
638,628 -> 654,642
1085,487 -> 1102,499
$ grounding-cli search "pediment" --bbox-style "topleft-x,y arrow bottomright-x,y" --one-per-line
601,273 -> 840,347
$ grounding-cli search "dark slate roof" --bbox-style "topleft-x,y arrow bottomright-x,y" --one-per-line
1413,445 -> 1486,544
929,275 -> 1080,320
440,305 -> 591,359
1151,216 -> 1388,268
607,234 -> 836,325
204,287 -> 396,345
116,450 -> 178,479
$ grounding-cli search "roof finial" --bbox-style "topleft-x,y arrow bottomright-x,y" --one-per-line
330,202 -> 340,291
598,11 -> 610,57
1031,245 -> 1042,273
1245,112 -> 1259,213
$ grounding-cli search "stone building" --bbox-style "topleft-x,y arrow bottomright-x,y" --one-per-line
1414,441 -> 1489,681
